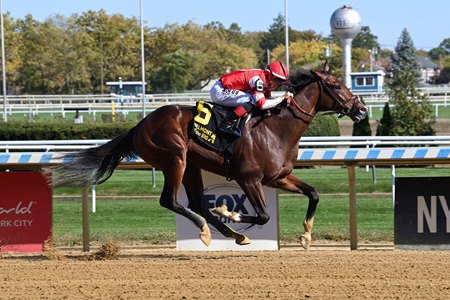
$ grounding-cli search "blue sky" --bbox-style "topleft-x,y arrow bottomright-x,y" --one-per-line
3,0 -> 449,50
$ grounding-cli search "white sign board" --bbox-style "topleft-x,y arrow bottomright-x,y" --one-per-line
176,171 -> 279,250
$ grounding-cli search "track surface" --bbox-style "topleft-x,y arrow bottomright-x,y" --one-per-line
1,248 -> 450,299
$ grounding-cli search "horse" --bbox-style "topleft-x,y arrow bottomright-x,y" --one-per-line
49,62 -> 367,249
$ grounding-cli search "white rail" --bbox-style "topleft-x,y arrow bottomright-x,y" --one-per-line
2,136 -> 450,152
2,136 -> 449,251
2,89 -> 450,120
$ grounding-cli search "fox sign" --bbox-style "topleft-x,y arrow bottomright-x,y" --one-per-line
176,171 -> 279,250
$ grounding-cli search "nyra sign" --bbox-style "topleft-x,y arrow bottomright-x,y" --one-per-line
176,171 -> 279,250
395,177 -> 450,250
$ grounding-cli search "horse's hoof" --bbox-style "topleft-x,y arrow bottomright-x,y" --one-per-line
211,204 -> 228,217
199,224 -> 211,246
300,234 -> 311,250
235,235 -> 251,245
230,211 -> 241,222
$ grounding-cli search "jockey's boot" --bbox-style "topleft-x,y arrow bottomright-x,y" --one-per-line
219,117 -> 241,136
219,103 -> 253,136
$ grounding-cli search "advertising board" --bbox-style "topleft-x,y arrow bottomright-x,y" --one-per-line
0,172 -> 52,252
176,171 -> 279,250
395,177 -> 450,249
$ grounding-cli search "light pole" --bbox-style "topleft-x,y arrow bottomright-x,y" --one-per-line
1,0 -> 7,122
284,0 -> 289,71
140,0 -> 146,119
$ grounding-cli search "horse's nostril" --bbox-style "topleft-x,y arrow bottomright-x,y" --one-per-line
360,106 -> 368,112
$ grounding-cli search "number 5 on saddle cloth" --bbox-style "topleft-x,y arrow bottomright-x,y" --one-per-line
190,101 -> 246,157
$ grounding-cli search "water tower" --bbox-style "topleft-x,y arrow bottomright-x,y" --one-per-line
330,5 -> 361,87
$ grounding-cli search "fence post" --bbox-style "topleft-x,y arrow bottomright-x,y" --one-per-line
347,164 -> 358,250
82,185 -> 90,252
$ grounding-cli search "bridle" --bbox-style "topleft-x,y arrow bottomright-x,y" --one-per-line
314,72 -> 359,118
288,71 -> 359,119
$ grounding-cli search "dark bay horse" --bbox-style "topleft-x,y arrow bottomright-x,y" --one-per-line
50,63 -> 367,249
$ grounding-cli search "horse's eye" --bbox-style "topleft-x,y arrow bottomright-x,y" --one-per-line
333,84 -> 341,89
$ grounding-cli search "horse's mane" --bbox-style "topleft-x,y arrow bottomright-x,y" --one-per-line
288,71 -> 316,94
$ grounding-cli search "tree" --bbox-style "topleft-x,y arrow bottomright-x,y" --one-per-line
376,103 -> 394,136
271,40 -> 328,70
389,29 -> 421,96
147,22 -> 257,92
428,47 -> 447,62
352,99 -> 371,137
2,13 -> 22,94
437,55 -> 450,83
17,15 -> 70,94
150,49 -> 191,92
387,29 -> 435,136
438,38 -> 450,54
260,14 -> 286,53
352,26 -> 380,50
259,14 -> 286,66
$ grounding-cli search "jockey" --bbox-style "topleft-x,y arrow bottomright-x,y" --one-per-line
210,61 -> 293,135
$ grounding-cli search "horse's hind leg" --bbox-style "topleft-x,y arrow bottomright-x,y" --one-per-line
159,161 -> 211,246
268,174 -> 319,250
182,163 -> 251,245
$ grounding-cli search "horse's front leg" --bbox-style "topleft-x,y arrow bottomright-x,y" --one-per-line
267,174 -> 319,250
213,179 -> 270,226
183,162 -> 251,246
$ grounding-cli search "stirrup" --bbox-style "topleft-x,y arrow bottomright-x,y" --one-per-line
219,121 -> 241,136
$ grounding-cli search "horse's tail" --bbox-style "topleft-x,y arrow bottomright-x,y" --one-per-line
48,127 -> 137,187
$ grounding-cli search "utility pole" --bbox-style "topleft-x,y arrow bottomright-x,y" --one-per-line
1,0 -> 7,122
284,0 -> 289,71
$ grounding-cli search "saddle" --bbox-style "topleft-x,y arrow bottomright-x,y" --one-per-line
190,101 -> 245,157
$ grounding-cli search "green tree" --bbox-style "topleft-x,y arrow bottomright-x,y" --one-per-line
352,26 -> 380,50
149,49 -> 191,92
76,10 -> 142,87
389,29 -> 421,96
147,22 -> 256,92
352,114 -> 371,136
437,56 -> 450,83
2,13 -> 22,94
260,14 -> 285,53
428,47 -> 447,61
437,38 -> 450,54
376,103 -> 394,136
272,40 -> 329,71
352,99 -> 371,137
387,29 -> 435,136
259,14 -> 286,66
17,15 -> 70,93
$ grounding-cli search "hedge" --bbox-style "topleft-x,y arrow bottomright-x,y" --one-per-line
304,114 -> 340,137
0,122 -> 136,140
0,114 -> 339,141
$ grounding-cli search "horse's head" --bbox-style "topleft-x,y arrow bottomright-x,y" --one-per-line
311,67 -> 367,122
289,63 -> 368,123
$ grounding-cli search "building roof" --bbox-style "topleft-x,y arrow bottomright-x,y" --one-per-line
417,56 -> 439,69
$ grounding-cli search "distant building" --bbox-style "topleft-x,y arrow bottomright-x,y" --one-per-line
417,56 -> 440,84
349,70 -> 385,92
106,81 -> 146,97
106,81 -> 146,102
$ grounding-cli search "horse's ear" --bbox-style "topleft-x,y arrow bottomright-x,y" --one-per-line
324,61 -> 330,72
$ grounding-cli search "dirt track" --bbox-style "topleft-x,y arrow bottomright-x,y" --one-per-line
1,247 -> 450,299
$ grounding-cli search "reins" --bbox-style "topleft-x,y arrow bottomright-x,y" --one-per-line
287,95 -> 315,118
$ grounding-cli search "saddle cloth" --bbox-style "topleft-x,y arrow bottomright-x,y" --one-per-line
190,101 -> 244,155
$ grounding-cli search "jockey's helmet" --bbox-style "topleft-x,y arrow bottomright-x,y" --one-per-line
265,61 -> 289,81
